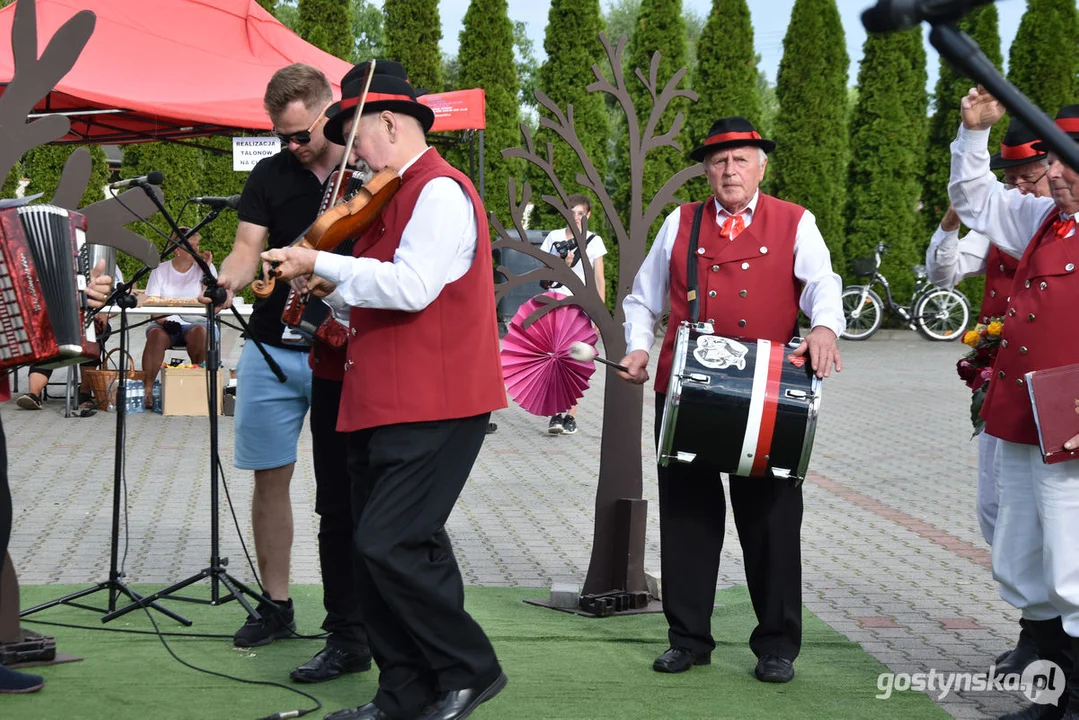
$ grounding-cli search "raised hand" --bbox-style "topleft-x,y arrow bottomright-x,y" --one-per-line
960,86 -> 1005,132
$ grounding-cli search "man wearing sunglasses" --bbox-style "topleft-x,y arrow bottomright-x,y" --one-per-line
203,63 -> 371,685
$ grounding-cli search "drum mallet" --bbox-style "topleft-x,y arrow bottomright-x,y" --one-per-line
569,341 -> 629,372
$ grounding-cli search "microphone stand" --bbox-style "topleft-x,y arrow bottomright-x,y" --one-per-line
101,191 -> 277,624
928,22 -> 1079,173
21,229 -> 192,626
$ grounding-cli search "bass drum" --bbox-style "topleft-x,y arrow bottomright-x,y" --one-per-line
657,322 -> 823,483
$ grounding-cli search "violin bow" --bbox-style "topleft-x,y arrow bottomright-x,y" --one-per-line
330,58 -> 376,202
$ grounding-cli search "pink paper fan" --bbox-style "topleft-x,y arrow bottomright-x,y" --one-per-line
501,294 -> 598,416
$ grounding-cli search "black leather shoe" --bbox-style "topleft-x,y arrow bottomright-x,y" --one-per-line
290,645 -> 372,683
755,655 -> 795,683
652,647 -> 710,673
419,671 -> 508,720
995,625 -> 1040,678
324,702 -> 393,720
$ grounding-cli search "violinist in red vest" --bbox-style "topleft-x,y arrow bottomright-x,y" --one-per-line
262,60 -> 508,720
617,117 -> 845,684
950,89 -> 1079,720
927,117 -> 1050,679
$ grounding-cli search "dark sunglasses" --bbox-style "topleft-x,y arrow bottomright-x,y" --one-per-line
272,128 -> 313,145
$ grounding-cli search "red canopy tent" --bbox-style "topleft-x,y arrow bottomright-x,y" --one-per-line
0,0 -> 487,145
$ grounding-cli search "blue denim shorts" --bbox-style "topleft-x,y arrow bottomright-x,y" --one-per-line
233,342 -> 313,471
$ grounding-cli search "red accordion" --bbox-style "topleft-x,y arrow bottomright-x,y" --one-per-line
281,289 -> 348,349
0,204 -> 96,370
280,168 -> 364,349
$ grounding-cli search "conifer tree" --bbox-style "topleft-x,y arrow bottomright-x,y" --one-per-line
923,5 -> 1002,239
1008,0 -> 1079,117
685,0 -> 761,201
771,0 -> 848,269
528,0 -> 608,233
23,145 -> 109,208
257,0 -> 276,12
383,0 -> 443,92
611,0 -> 689,243
846,29 -> 928,302
296,0 -> 353,61
454,0 -> 520,231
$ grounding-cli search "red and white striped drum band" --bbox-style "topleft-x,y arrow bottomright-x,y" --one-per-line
657,322 -> 823,483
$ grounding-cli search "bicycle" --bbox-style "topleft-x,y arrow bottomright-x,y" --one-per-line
841,242 -> 971,341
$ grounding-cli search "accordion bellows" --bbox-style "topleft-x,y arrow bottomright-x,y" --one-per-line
0,204 -> 94,369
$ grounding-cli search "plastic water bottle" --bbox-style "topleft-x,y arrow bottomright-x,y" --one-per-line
152,379 -> 162,414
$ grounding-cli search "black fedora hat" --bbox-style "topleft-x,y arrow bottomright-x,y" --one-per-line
1031,104 -> 1079,154
990,117 -> 1047,170
689,116 -> 775,162
323,60 -> 435,145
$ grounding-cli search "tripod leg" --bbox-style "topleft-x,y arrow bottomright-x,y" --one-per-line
100,571 -> 209,624
215,573 -> 273,618
113,585 -> 192,627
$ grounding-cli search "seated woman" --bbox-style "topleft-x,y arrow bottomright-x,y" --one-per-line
140,228 -> 218,409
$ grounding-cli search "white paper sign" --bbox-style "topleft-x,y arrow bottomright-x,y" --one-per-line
232,137 -> 281,172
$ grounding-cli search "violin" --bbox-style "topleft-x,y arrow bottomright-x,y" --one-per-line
251,168 -> 400,298
252,59 -> 399,300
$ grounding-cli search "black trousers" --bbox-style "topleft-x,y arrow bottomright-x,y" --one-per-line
347,413 -> 500,719
311,377 -> 367,653
655,393 -> 803,661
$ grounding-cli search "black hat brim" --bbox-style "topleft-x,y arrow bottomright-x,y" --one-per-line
690,137 -> 776,162
323,99 -> 436,146
989,151 -> 1048,170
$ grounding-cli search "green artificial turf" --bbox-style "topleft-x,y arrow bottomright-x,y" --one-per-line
4,584 -> 949,719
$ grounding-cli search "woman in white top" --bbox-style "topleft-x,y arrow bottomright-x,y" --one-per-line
140,227 -> 218,408
537,194 -> 607,436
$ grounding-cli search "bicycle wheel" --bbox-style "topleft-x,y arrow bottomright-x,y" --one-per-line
840,286 -> 884,340
913,287 -> 970,341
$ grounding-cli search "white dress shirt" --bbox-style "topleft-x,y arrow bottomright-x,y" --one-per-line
314,147 -> 477,313
925,225 -> 992,290
948,125 -> 1071,256
622,192 -> 846,355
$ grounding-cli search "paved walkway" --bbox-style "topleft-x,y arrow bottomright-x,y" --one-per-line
3,327 -> 1034,718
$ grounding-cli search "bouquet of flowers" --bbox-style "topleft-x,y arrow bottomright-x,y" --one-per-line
956,317 -> 1004,435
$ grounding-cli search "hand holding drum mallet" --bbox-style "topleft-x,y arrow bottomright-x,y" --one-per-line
569,341 -> 629,372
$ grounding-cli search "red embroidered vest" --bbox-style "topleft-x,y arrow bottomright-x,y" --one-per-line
655,194 -> 804,393
981,212 -> 1079,445
338,148 -> 507,431
979,245 -> 1019,323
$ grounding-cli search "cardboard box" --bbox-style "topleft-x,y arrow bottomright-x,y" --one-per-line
161,366 -> 224,416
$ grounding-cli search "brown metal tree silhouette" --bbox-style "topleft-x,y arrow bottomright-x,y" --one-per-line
494,33 -> 703,604
0,0 -> 161,266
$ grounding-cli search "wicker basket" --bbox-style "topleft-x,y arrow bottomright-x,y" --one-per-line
82,348 -> 144,410
850,256 -> 877,278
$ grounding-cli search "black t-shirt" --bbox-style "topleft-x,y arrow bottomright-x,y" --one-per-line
237,150 -> 326,350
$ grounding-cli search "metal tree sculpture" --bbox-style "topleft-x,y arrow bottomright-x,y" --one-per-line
0,0 -> 161,265
493,33 -> 703,604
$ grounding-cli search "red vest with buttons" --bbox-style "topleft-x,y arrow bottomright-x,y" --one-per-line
979,245 -> 1018,323
655,194 -> 804,393
981,212 -> 1079,445
337,148 -> 507,432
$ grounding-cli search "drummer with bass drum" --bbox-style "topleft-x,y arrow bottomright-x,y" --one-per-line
617,116 -> 845,684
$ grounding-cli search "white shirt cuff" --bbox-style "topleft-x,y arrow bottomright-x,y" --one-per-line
955,125 -> 991,152
313,252 -> 353,286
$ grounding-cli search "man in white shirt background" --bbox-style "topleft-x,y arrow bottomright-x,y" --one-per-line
925,117 -> 1050,680
140,227 -> 217,409
537,193 -> 606,436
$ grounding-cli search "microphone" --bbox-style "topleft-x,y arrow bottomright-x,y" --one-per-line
108,170 -> 164,191
191,195 -> 241,210
861,0 -> 995,33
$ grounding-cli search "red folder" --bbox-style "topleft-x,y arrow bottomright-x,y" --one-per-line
1025,363 -> 1079,465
